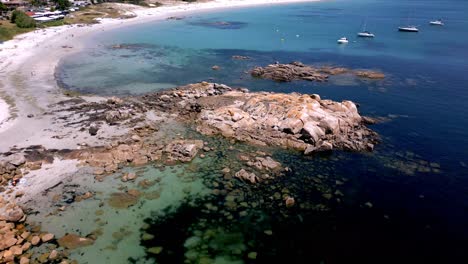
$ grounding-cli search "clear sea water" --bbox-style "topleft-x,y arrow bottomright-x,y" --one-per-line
53,0 -> 468,263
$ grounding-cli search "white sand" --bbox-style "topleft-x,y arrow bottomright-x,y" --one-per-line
0,2 -> 317,257
0,98 -> 8,129
0,0 -> 318,152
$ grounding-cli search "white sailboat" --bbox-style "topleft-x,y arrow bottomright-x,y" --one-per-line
357,19 -> 375,38
430,19 -> 444,26
398,26 -> 419,32
399,14 -> 419,32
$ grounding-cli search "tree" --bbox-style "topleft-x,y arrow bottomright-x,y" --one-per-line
11,10 -> 36,28
0,2 -> 7,11
53,0 -> 71,11
29,0 -> 47,7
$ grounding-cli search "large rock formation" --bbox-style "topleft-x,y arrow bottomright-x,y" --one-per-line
193,86 -> 378,154
251,61 -> 385,82
139,82 -> 378,154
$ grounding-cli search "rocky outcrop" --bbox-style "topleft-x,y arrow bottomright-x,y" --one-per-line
193,86 -> 378,154
251,61 -> 385,82
0,153 -> 26,186
164,140 -> 204,163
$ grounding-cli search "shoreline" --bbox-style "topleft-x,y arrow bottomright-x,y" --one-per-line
0,0 -> 320,152
0,98 -> 9,129
0,1 -> 390,262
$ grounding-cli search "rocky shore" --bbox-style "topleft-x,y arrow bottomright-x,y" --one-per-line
0,81 -> 379,263
140,82 -> 379,153
251,61 -> 385,82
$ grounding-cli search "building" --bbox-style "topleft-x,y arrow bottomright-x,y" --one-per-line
0,0 -> 27,10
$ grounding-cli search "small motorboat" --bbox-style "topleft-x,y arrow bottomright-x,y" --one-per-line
357,31 -> 375,38
398,26 -> 419,32
337,37 -> 349,44
430,19 -> 444,26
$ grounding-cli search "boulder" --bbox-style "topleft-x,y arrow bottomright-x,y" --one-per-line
253,157 -> 281,171
279,118 -> 303,134
41,233 -> 54,243
301,122 -> 325,143
235,169 -> 258,184
88,125 -> 99,136
304,141 -> 333,155
318,116 -> 340,134
5,153 -> 26,166
285,196 -> 295,207
164,140 -> 204,162
0,205 -> 24,222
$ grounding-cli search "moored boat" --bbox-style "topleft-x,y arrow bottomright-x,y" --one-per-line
430,19 -> 444,26
398,26 -> 419,32
337,37 -> 349,44
357,18 -> 375,38
357,31 -> 375,38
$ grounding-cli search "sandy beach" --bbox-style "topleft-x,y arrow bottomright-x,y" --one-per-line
0,98 -> 8,129
0,0 -> 327,262
0,0 -> 318,152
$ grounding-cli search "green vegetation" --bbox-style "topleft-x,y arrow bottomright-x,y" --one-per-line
0,2 -> 8,12
11,10 -> 36,28
0,3 -> 138,41
29,0 -> 47,7
0,11 -> 62,41
53,0 -> 71,11
0,21 -> 35,41
65,4 -> 134,24
40,19 -> 65,27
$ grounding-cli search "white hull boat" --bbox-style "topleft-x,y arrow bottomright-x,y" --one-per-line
357,18 -> 375,38
337,37 -> 349,44
430,20 -> 444,26
398,26 -> 419,32
357,31 -> 375,38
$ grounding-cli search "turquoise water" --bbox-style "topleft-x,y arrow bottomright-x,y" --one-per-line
55,0 -> 468,263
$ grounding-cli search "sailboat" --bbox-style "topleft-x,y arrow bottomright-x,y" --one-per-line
337,37 -> 349,44
398,25 -> 419,32
357,18 -> 375,38
430,19 -> 444,26
399,14 -> 419,32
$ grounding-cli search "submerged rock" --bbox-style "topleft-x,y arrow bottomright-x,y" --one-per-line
232,55 -> 250,60
57,233 -> 94,249
285,196 -> 295,208
108,191 -> 140,208
235,169 -> 258,184
147,246 -> 163,254
251,61 -> 385,82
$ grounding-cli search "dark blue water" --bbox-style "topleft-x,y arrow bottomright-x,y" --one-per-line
57,0 -> 468,263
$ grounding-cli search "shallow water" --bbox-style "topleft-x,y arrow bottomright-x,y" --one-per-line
53,0 -> 468,263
